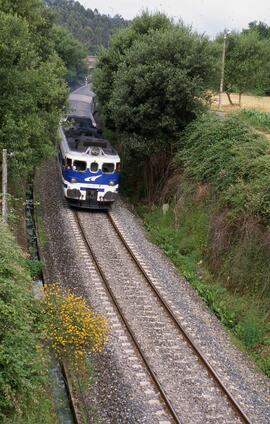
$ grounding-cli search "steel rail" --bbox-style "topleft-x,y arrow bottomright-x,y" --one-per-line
74,211 -> 184,424
107,211 -> 252,424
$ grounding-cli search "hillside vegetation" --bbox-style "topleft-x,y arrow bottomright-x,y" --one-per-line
0,222 -> 58,422
140,113 -> 270,375
180,114 -> 270,222
45,0 -> 129,54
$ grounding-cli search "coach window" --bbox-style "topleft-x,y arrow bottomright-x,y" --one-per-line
102,163 -> 114,173
73,160 -> 86,172
91,162 -> 99,172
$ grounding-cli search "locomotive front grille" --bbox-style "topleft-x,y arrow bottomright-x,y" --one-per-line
86,189 -> 98,201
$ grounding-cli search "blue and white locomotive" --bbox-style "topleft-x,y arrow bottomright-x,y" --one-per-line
58,86 -> 120,209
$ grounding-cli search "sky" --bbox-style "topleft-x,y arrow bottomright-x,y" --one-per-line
80,0 -> 270,37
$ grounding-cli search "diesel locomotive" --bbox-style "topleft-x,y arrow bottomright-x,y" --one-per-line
58,85 -> 120,209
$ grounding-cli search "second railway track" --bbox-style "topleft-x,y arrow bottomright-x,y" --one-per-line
73,209 -> 252,424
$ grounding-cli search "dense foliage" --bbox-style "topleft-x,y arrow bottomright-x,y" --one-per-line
94,12 -> 216,199
0,0 -> 88,175
95,13 -> 215,137
179,114 -> 270,221
243,20 -> 270,40
45,0 -> 129,54
0,223 -> 43,418
51,24 -> 88,88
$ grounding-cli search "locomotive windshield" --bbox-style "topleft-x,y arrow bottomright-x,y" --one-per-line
102,163 -> 114,173
73,160 -> 86,171
66,116 -> 94,130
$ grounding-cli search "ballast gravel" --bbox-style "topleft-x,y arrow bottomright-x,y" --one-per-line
35,161 -> 169,424
35,159 -> 270,423
110,199 -> 270,424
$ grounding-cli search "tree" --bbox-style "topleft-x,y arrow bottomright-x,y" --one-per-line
224,31 -> 270,102
243,21 -> 270,40
213,26 -> 270,101
45,0 -> 129,54
0,0 -> 93,176
94,13 -> 216,200
51,25 -> 88,87
109,28 -> 213,136
94,13 -> 173,124
0,0 -> 68,173
0,0 -> 41,17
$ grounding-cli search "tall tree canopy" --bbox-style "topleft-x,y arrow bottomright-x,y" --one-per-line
213,22 -> 270,99
51,25 -> 88,87
224,31 -> 270,98
94,13 -> 215,146
0,0 -> 87,173
243,21 -> 270,40
93,12 -> 216,199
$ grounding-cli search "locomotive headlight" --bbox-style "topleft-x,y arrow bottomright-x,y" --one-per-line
71,177 -> 78,183
109,180 -> 115,186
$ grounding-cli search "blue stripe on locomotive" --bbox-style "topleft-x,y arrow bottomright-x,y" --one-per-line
62,168 -> 119,185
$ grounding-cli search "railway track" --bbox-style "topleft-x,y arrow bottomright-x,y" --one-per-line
73,209 -> 252,424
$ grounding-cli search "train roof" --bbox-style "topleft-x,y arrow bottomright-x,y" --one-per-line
68,92 -> 95,118
69,93 -> 94,103
60,127 -> 119,159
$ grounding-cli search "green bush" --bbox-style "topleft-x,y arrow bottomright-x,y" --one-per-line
23,259 -> 43,279
235,317 -> 264,349
179,113 -> 270,221
0,223 -> 46,419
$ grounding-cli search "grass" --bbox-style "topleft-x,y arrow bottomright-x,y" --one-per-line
232,109 -> 270,133
138,205 -> 270,377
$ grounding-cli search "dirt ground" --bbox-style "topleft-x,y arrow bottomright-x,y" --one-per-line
211,92 -> 270,112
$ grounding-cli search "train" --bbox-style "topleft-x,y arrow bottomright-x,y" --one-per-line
58,86 -> 120,209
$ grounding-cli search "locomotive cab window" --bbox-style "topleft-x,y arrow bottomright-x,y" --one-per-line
102,163 -> 114,173
73,160 -> 86,172
91,162 -> 99,172
65,158 -> 72,168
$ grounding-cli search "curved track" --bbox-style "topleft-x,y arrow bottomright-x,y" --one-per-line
74,209 -> 252,424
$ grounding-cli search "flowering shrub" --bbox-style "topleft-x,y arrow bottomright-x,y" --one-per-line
42,284 -> 108,365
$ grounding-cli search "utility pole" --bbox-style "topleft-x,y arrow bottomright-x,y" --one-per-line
2,149 -> 8,224
218,31 -> 229,111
